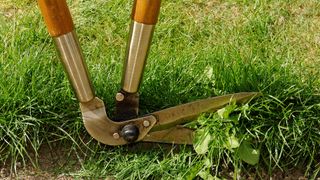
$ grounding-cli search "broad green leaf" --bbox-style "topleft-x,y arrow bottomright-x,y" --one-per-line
194,130 -> 212,154
184,161 -> 207,180
224,135 -> 240,149
198,170 -> 215,180
238,141 -> 260,165
217,104 -> 237,119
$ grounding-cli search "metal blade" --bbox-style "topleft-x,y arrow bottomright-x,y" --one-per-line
143,126 -> 194,144
150,92 -> 260,132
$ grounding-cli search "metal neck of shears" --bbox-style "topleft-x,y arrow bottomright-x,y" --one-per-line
115,0 -> 161,121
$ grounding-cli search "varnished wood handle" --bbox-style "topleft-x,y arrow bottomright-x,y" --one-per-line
38,0 -> 74,37
132,0 -> 161,25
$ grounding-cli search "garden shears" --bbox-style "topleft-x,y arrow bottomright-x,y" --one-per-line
37,0 -> 259,146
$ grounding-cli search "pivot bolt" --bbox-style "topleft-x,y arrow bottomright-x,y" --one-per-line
115,93 -> 125,102
121,124 -> 139,143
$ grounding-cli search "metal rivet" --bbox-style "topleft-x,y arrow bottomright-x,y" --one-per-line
143,120 -> 150,127
115,93 -> 125,101
113,132 -> 120,139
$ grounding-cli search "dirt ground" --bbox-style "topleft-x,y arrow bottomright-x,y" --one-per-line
0,143 -> 84,179
0,165 -> 313,180
0,144 -> 316,180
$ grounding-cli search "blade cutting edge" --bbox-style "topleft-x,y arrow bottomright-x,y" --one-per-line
150,92 -> 260,132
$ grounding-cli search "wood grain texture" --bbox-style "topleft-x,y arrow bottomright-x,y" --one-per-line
38,0 -> 74,37
132,0 -> 161,25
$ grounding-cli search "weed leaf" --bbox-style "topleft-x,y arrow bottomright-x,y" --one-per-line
238,141 -> 260,165
217,104 -> 237,119
197,169 -> 215,180
194,129 -> 212,154
224,135 -> 240,149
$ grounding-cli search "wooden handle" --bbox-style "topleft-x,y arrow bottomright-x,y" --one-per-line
38,0 -> 74,37
132,0 -> 161,25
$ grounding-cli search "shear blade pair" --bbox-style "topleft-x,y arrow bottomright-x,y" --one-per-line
38,0 -> 259,146
81,93 -> 259,145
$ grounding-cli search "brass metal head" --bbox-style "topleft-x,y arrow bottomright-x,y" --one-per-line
80,97 -> 157,146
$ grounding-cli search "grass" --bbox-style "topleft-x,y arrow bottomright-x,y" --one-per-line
1,0 -> 320,179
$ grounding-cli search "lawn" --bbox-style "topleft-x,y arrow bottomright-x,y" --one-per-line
0,0 -> 319,179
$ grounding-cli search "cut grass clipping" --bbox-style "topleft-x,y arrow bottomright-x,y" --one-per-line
1,0 -> 320,179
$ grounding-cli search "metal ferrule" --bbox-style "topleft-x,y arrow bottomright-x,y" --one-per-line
121,21 -> 155,93
54,31 -> 94,102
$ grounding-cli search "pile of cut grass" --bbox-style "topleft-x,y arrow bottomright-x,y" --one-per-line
0,0 -> 319,179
